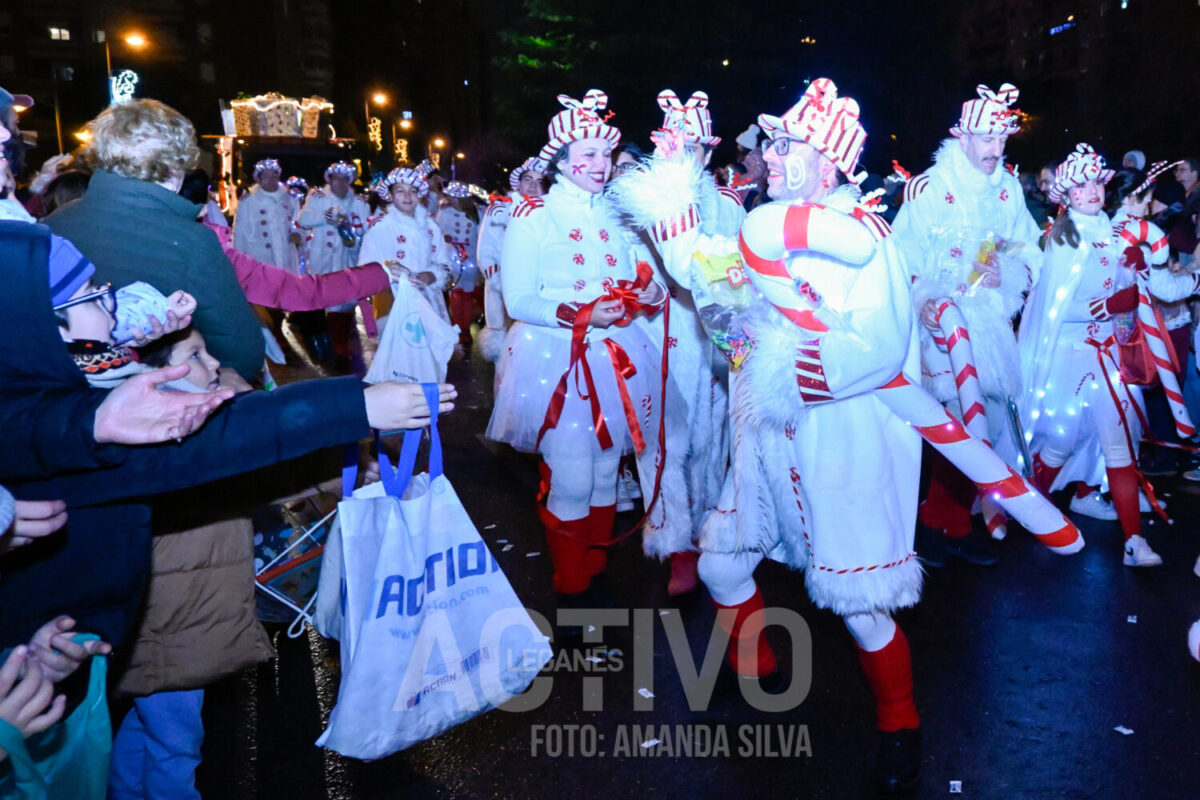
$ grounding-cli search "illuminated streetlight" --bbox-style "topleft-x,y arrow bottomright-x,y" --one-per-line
103,31 -> 148,104
124,33 -> 147,48
721,59 -> 730,67
372,92 -> 389,106
433,137 -> 445,149
455,152 -> 465,160
399,119 -> 412,130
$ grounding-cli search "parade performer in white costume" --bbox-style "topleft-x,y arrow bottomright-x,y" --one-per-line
609,89 -> 745,595
705,80 -> 926,791
485,90 -> 688,612
358,163 -> 454,327
477,157 -> 545,368
891,84 -> 1043,556
295,161 -> 371,363
1020,144 -> 1163,567
233,159 -> 300,273
439,180 -> 481,347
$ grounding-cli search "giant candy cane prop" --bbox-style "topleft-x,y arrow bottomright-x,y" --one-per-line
933,300 -> 1008,540
739,202 -> 1083,554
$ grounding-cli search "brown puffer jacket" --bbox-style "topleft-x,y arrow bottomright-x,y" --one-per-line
115,517 -> 273,697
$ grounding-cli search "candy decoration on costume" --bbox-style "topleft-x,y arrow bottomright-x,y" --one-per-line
538,90 -> 621,164
738,203 -> 1084,554
1132,160 -> 1183,199
737,202 -> 876,329
656,90 -> 721,146
1115,216 -> 1170,267
934,300 -> 1008,540
758,78 -> 867,185
1136,275 -> 1194,438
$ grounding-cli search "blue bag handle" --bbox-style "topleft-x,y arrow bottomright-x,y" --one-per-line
374,382 -> 445,499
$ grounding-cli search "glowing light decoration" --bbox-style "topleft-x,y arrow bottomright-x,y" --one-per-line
109,69 -> 139,105
394,137 -> 409,162
368,116 -> 382,151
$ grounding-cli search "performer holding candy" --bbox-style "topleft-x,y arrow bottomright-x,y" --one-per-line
1019,144 -> 1165,567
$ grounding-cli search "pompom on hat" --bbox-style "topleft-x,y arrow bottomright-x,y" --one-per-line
324,160 -> 358,181
538,89 -> 621,163
657,90 -> 720,146
509,156 -> 545,191
757,77 -> 867,185
253,158 -> 282,180
1048,143 -> 1114,204
950,83 -> 1021,138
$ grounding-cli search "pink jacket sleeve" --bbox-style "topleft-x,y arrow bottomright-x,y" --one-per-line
207,222 -> 390,312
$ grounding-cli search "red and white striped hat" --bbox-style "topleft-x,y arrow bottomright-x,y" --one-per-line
757,78 -> 867,185
509,157 -> 545,191
538,89 -> 621,163
950,83 -> 1021,137
657,90 -> 721,146
1048,143 -> 1115,203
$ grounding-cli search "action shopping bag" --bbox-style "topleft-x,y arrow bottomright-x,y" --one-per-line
364,279 -> 457,385
316,385 -> 552,759
0,635 -> 111,800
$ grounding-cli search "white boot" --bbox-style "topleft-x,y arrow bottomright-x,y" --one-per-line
1069,490 -> 1117,521
1123,535 -> 1163,567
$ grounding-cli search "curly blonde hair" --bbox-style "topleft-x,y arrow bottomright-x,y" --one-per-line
82,99 -> 200,183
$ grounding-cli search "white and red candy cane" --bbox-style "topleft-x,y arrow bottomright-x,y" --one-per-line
1136,275 -> 1195,438
934,300 -> 1008,540
738,203 -> 1083,554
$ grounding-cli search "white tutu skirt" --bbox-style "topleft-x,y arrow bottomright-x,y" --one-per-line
487,321 -> 674,457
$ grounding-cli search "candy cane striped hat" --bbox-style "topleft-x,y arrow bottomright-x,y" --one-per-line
538,89 -> 621,163
444,181 -> 470,199
657,90 -> 721,146
757,78 -> 867,185
376,165 -> 430,200
950,83 -> 1021,137
1048,143 -> 1114,203
509,157 -> 545,191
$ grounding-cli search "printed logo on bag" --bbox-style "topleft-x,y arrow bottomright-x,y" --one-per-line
374,541 -> 501,619
401,311 -> 430,348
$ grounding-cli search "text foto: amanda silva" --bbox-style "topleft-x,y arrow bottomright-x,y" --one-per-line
530,723 -> 813,758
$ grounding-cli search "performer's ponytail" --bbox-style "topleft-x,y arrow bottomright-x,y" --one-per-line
1047,207 -> 1080,249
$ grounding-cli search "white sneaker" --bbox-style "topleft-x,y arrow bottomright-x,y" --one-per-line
1070,491 -> 1118,520
1123,535 -> 1163,567
1190,619 -> 1200,663
1138,492 -> 1165,513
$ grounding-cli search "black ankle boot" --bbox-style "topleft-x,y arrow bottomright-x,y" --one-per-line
878,727 -> 921,794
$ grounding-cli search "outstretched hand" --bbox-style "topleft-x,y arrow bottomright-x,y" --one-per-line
363,382 -> 456,431
93,363 -> 235,444
26,617 -> 110,683
0,648 -> 65,742
0,500 -> 68,553
127,308 -> 194,347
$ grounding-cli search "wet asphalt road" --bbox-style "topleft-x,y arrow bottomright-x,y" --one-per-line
195,321 -> 1200,800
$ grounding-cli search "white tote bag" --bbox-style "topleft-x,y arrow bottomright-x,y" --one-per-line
316,385 -> 552,760
364,280 -> 457,385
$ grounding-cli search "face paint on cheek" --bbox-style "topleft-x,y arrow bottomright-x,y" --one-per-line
571,163 -> 586,176
784,158 -> 807,190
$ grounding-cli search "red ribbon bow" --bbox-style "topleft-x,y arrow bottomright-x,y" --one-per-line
536,261 -> 658,453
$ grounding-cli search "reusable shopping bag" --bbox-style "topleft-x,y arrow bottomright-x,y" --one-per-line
0,635 -> 111,800
316,385 -> 552,759
364,280 -> 457,385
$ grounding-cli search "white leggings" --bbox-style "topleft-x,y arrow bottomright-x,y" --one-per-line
698,548 -> 897,653
1037,376 -> 1133,470
540,429 -> 621,521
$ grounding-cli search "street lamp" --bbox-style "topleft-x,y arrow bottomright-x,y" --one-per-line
364,91 -> 388,130
104,31 -> 148,103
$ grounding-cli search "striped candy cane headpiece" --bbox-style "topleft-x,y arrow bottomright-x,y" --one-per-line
538,89 -> 622,163
757,78 -> 867,185
253,158 -> 282,180
657,90 -> 721,146
1048,143 -> 1114,203
1132,160 -> 1183,198
509,156 -> 545,191
950,83 -> 1021,137
324,160 -> 358,182
443,181 -> 470,199
284,175 -> 308,198
376,165 -> 430,200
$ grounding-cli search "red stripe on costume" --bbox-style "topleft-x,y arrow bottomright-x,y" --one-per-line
954,364 -> 978,388
738,232 -> 793,279
782,205 -> 813,251
962,401 -> 987,426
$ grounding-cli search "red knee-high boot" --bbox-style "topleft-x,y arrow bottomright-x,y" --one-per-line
536,463 -> 593,595
1032,453 -> 1063,497
917,451 -> 974,537
713,587 -> 778,678
1106,465 -> 1142,541
586,505 -> 615,578
668,551 -> 700,596
856,626 -> 921,732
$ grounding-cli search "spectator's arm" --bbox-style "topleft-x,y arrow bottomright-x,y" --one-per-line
183,230 -> 266,380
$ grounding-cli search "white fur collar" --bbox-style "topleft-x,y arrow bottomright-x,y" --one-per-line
930,137 -> 1004,191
